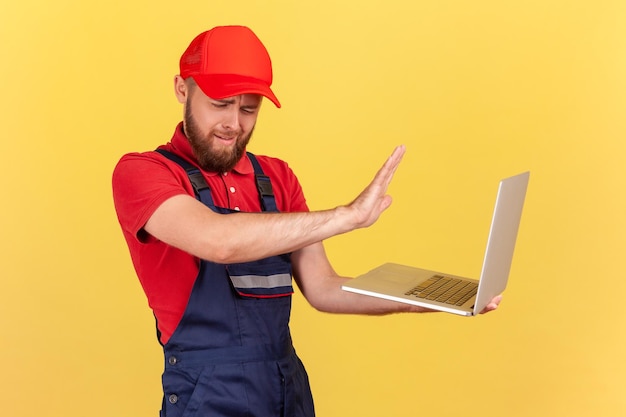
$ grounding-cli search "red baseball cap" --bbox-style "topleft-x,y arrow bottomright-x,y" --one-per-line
179,26 -> 281,108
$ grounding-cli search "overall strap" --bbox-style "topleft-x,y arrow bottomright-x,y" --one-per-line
247,152 -> 278,212
155,149 -> 216,208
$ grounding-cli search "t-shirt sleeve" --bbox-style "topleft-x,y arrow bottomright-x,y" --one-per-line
112,152 -> 190,242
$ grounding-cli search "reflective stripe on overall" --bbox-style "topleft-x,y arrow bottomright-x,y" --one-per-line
155,150 -> 315,417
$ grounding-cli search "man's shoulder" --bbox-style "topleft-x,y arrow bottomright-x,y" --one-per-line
112,147 -> 192,196
248,152 -> 285,163
116,148 -> 167,163
114,147 -> 182,175
248,153 -> 294,173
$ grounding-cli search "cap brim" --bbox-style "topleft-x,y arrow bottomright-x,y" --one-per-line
191,74 -> 281,108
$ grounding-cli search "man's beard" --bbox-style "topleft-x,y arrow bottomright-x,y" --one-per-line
184,103 -> 253,173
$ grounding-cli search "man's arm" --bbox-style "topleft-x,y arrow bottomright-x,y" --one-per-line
144,145 -> 405,264
291,242 -> 502,315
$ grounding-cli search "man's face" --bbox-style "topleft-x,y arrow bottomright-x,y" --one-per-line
183,82 -> 262,172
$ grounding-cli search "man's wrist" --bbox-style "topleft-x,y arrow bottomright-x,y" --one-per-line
331,205 -> 357,235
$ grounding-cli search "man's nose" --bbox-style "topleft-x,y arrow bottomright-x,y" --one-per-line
221,108 -> 239,130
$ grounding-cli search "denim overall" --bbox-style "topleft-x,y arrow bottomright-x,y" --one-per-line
155,150 -> 315,417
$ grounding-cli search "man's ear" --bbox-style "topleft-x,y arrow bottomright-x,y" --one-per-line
174,75 -> 188,104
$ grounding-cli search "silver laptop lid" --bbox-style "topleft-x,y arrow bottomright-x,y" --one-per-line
473,171 -> 529,314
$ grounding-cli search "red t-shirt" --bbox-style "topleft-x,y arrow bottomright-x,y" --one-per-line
112,123 -> 309,344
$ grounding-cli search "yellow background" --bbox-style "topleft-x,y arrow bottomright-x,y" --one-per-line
1,1 -> 625,416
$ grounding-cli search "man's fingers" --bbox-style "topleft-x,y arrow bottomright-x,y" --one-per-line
479,294 -> 503,314
376,145 -> 406,189
385,145 -> 406,185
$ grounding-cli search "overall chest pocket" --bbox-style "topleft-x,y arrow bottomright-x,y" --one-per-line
226,256 -> 294,298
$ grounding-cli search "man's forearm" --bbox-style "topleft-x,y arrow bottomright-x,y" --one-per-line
144,193 -> 365,263
185,203 -> 357,264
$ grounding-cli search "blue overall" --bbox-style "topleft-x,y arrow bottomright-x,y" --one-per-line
155,150 -> 315,417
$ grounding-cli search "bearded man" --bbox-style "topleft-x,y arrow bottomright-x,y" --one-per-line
112,25 -> 501,417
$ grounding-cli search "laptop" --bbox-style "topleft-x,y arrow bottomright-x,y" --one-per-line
341,171 -> 529,316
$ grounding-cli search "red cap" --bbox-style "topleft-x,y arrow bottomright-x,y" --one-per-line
179,26 -> 281,108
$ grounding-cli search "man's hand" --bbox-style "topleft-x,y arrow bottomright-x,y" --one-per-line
479,294 -> 503,314
343,145 -> 406,229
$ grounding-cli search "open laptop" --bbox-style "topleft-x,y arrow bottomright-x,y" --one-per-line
341,171 -> 529,316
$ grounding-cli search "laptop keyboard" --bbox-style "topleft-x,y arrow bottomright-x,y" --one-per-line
405,275 -> 478,306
